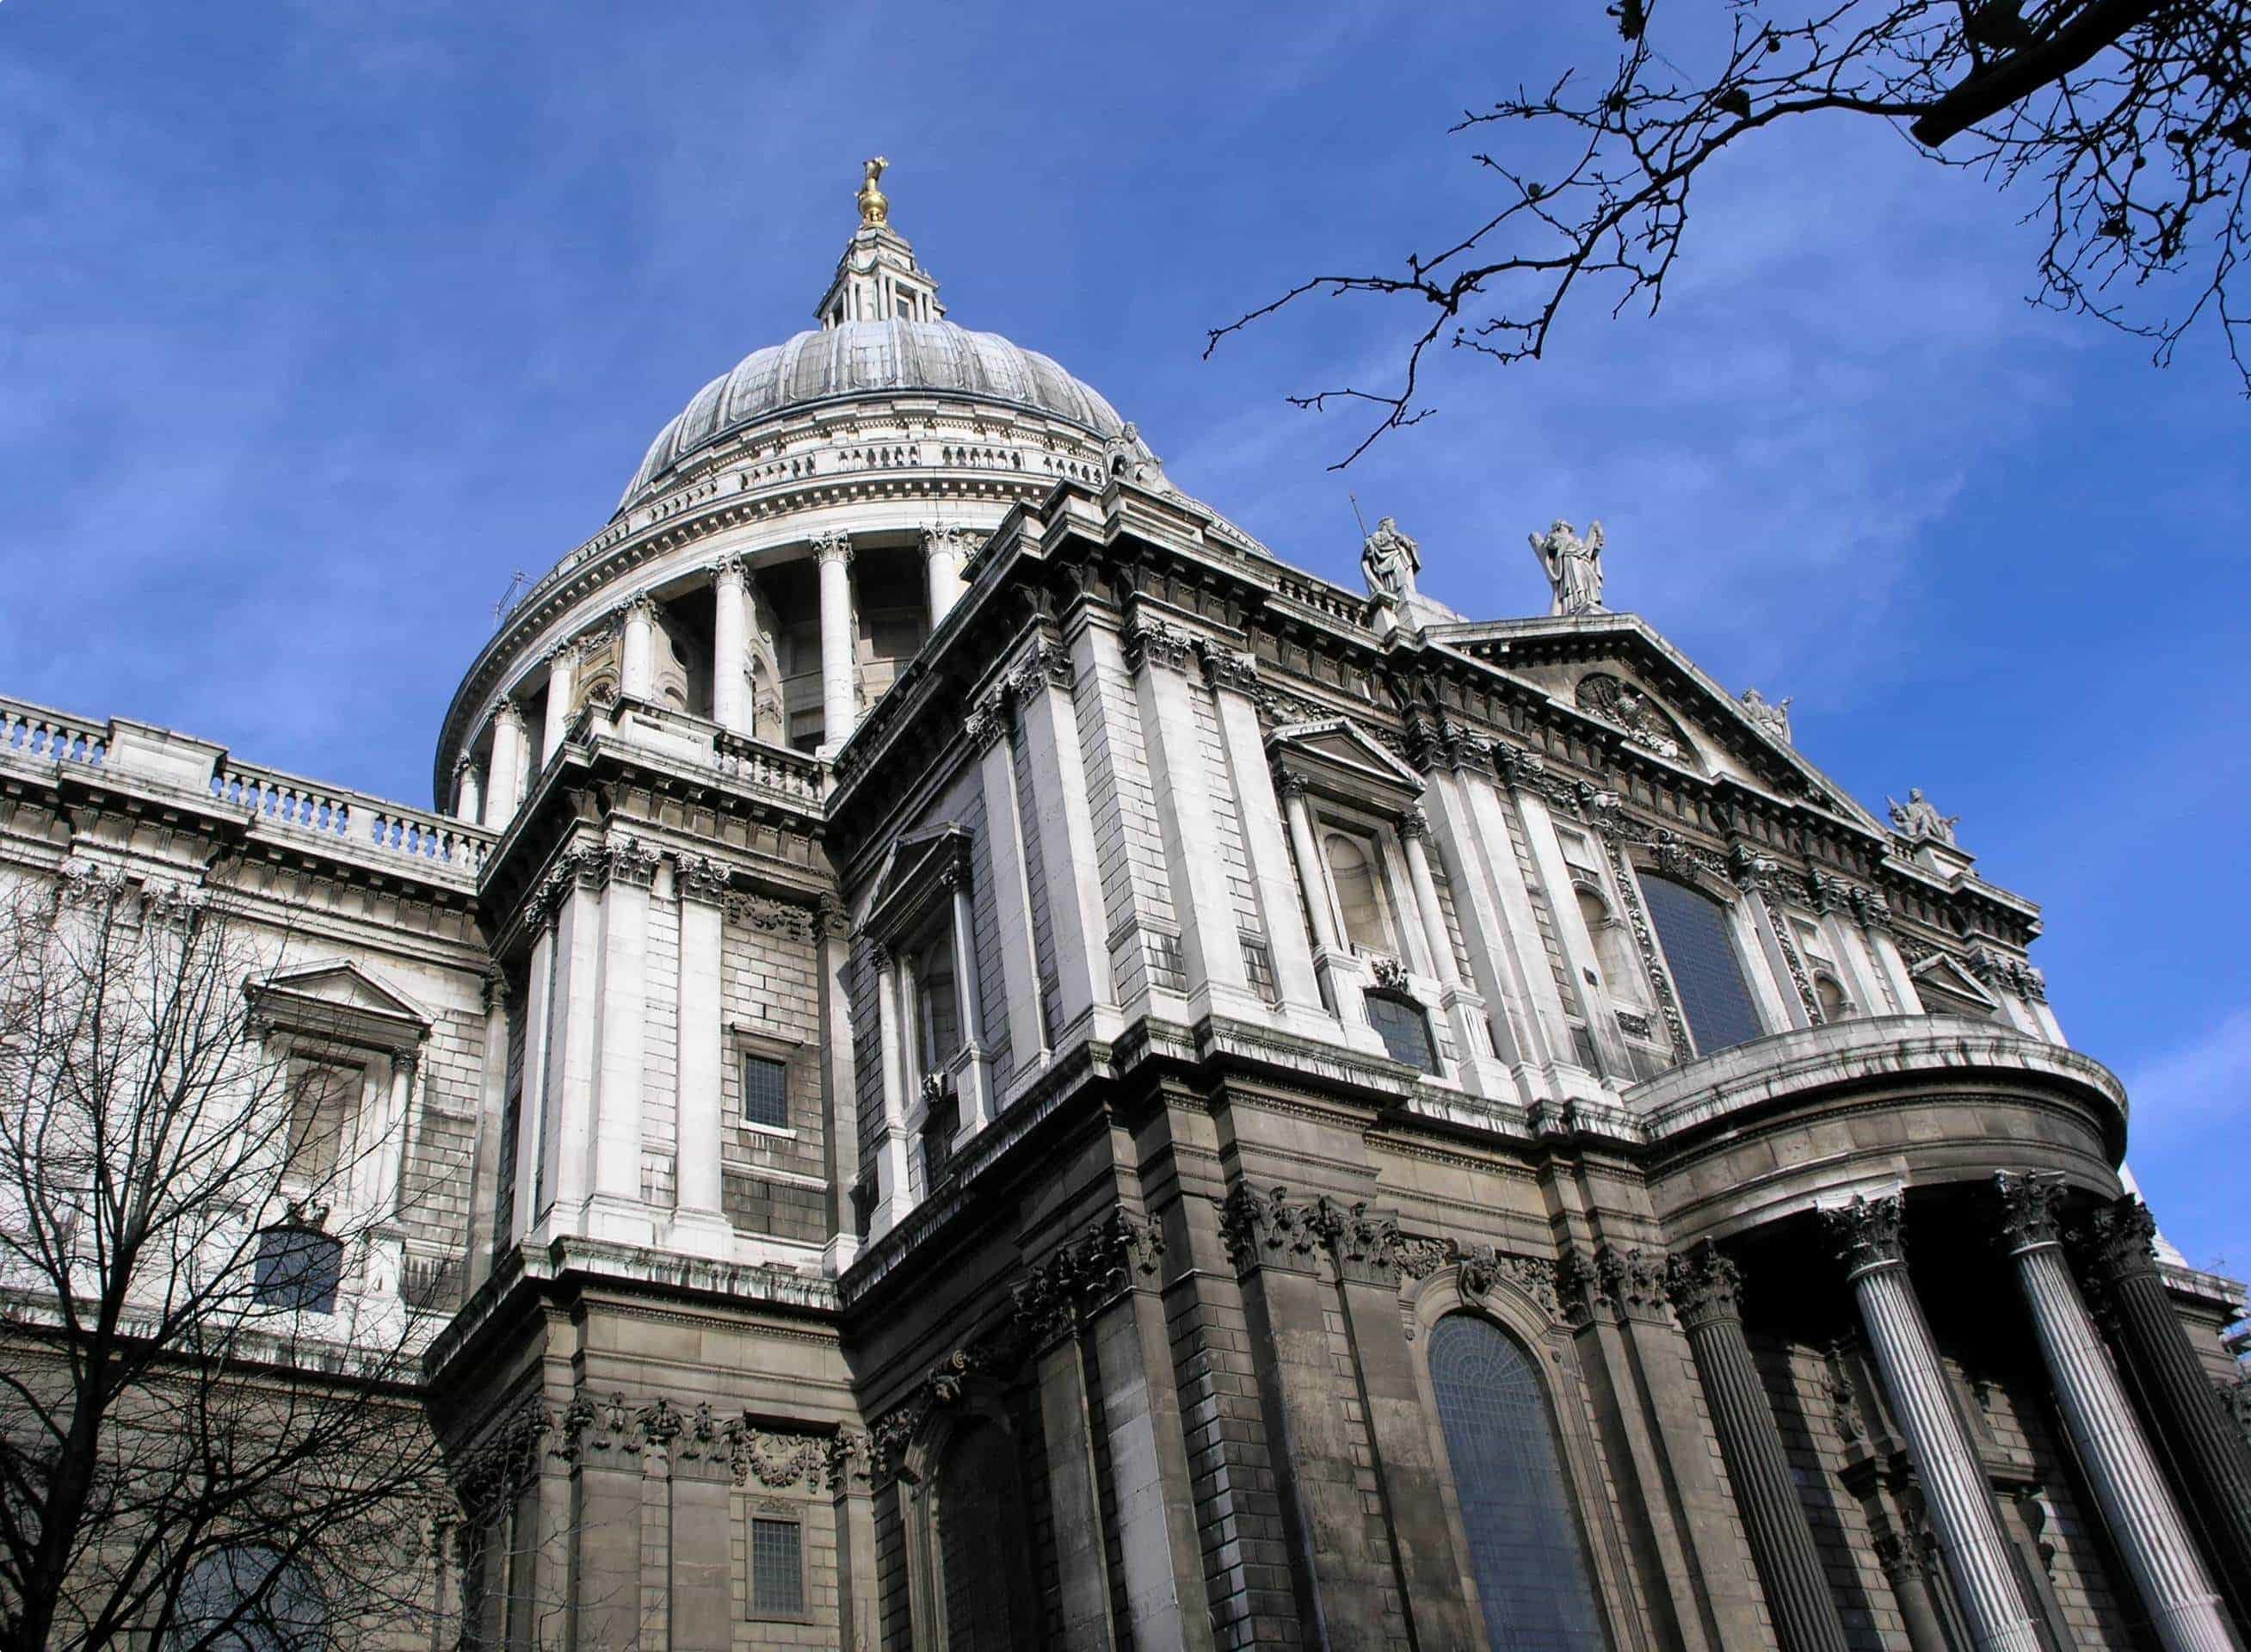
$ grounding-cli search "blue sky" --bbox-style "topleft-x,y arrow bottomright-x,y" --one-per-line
3,3 -> 2244,1272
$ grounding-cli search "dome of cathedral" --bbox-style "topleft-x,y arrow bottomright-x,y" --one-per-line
618,317 -> 1126,511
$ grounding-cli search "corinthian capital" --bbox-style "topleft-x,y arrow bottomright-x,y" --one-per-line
811,529 -> 853,567
1994,1170 -> 2066,1254
1822,1193 -> 1907,1277
1664,1241 -> 1745,1328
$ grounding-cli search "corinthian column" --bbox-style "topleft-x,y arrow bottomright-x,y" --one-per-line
921,525 -> 966,626
1667,1244 -> 1850,1652
1823,1193 -> 2041,1652
620,597 -> 657,700
2080,1195 -> 2251,1624
813,532 -> 857,752
540,639 -> 578,765
710,558 -> 749,735
1994,1174 -> 2237,1652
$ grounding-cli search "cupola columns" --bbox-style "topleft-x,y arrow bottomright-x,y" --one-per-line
922,527 -> 967,626
711,558 -> 751,737
620,599 -> 657,700
816,533 -> 857,752
484,703 -> 527,830
540,642 -> 577,766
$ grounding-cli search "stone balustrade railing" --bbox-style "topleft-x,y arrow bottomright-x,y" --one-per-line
215,759 -> 492,874
1274,574 -> 1366,628
0,693 -> 491,883
0,698 -> 109,767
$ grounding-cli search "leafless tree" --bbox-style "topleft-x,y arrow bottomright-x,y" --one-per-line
1208,0 -> 2251,464
0,866 -> 444,1651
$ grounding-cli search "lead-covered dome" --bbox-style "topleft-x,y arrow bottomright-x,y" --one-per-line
620,317 -> 1125,511
619,168 -> 1129,515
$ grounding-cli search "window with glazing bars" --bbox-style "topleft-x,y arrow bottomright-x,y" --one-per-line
742,1053 -> 789,1129
1428,1314 -> 1607,1649
1637,873 -> 1765,1056
749,1518 -> 803,1616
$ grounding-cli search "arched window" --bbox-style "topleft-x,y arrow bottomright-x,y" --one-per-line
1428,1316 -> 1606,1651
1325,831 -> 1393,955
167,1544 -> 329,1650
1814,971 -> 1853,1022
934,1419 -> 1034,1650
1637,875 -> 1765,1056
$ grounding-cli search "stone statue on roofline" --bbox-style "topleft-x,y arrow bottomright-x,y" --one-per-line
1740,687 -> 1793,745
1530,518 -> 1606,616
1360,515 -> 1422,608
1887,787 -> 1960,846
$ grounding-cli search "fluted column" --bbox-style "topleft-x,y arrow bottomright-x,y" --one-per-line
669,855 -> 731,1256
452,756 -> 482,824
921,526 -> 966,627
1824,1193 -> 2041,1652
813,532 -> 857,752
1995,1174 -> 2237,1652
711,558 -> 749,736
1668,1243 -> 1851,1652
2081,1195 -> 2251,1623
620,597 -> 657,700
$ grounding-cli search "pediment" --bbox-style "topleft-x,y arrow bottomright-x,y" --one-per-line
250,959 -> 432,1052
1432,616 -> 1886,835
1909,952 -> 2001,1015
1266,718 -> 1425,807
864,824 -> 971,942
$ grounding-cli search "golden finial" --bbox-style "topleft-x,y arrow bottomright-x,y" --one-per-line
856,157 -> 890,228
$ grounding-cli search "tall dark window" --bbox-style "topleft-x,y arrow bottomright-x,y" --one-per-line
1366,992 -> 1440,1074
1638,875 -> 1764,1056
1429,1315 -> 1606,1651
936,1420 -> 1034,1649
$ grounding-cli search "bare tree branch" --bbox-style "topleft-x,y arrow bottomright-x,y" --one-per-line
1208,0 -> 2251,465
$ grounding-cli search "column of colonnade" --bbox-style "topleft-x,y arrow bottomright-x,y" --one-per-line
1798,1188 -> 2244,1652
459,522 -> 1000,823
1995,1173 -> 2236,1652
1822,1193 -> 2044,1652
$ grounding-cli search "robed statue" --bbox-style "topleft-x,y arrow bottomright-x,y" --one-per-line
1360,516 -> 1422,607
1530,518 -> 1606,616
1887,787 -> 1960,847
1740,687 -> 1793,745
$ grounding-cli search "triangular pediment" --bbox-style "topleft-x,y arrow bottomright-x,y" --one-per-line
250,959 -> 432,1053
865,824 -> 971,941
1266,718 -> 1425,806
257,959 -> 431,1022
1909,952 -> 2001,1016
1427,614 -> 1885,835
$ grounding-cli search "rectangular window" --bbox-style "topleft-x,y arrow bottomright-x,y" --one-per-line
921,1092 -> 959,1190
1366,992 -> 1440,1075
284,1063 -> 355,1189
749,1517 -> 804,1616
253,1226 -> 343,1313
742,1054 -> 789,1130
1241,934 -> 1277,1002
